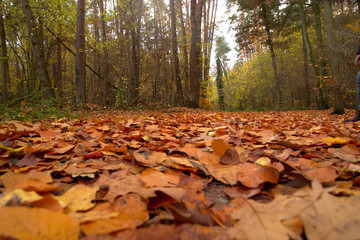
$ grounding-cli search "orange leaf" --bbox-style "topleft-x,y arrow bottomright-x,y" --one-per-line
140,168 -> 180,187
211,139 -> 231,156
237,163 -> 280,188
80,194 -> 149,235
303,167 -> 337,182
0,206 -> 79,240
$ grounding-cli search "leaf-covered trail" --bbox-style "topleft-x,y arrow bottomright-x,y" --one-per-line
0,109 -> 360,240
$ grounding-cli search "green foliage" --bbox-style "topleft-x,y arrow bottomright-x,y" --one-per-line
0,100 -> 83,122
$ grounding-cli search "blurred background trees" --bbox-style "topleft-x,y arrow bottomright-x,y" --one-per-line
0,0 -> 359,112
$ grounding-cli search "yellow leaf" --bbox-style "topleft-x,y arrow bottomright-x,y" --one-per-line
0,206 -> 79,240
0,189 -> 43,207
55,184 -> 98,213
255,157 -> 271,166
321,137 -> 352,146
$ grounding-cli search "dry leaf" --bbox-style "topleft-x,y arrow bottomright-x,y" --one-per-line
0,206 -> 79,240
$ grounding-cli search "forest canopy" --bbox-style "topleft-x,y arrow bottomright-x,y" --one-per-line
0,0 -> 359,113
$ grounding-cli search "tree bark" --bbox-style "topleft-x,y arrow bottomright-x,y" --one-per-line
216,58 -> 224,110
128,0 -> 142,106
0,2 -> 9,102
20,0 -> 55,101
261,3 -> 281,107
312,0 -> 329,109
170,0 -> 184,106
322,0 -> 344,114
298,0 -> 314,107
179,0 -> 189,102
98,0 -> 112,105
75,0 -> 86,104
189,0 -> 203,108
93,0 -> 101,104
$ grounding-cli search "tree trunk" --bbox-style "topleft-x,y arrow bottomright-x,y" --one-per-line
189,0 -> 203,108
20,0 -> 55,101
75,0 -> 86,105
298,0 -> 315,107
170,0 -> 184,106
128,0 -> 142,106
261,3 -> 281,107
56,40 -> 62,100
322,0 -> 344,114
98,0 -> 112,105
312,0 -> 329,109
216,58 -> 224,110
93,0 -> 100,104
0,2 -> 9,102
301,29 -> 311,107
179,0 -> 189,102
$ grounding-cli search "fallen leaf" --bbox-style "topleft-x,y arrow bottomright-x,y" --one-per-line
0,206 -> 79,240
140,168 -> 180,187
220,149 -> 240,165
237,163 -> 280,188
55,184 -> 98,213
80,193 -> 149,235
212,139 -> 231,156
303,167 -> 337,182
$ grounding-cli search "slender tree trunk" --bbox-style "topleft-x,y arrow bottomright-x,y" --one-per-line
75,0 -> 86,105
261,3 -> 281,107
179,0 -> 190,103
20,0 -> 55,101
170,0 -> 184,106
189,0 -> 203,108
152,0 -> 160,103
56,40 -> 62,100
302,30 -> 311,107
93,0 -> 100,104
322,0 -> 344,114
298,0 -> 315,107
216,58 -> 224,110
128,0 -> 142,106
312,0 -> 329,109
0,2 -> 9,102
99,0 -> 112,105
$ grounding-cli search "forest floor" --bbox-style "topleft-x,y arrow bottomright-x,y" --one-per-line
0,108 -> 360,240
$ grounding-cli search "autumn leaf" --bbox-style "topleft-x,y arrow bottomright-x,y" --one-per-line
54,184 -> 98,213
80,194 -> 149,235
0,206 -> 79,240
237,163 -> 280,188
211,138 -> 231,156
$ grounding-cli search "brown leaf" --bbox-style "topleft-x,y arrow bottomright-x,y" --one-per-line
140,168 -> 180,187
211,139 -> 231,156
237,163 -> 280,188
2,170 -> 59,192
80,194 -> 149,235
133,151 -> 167,167
220,149 -> 240,165
15,151 -> 37,167
303,167 -> 338,182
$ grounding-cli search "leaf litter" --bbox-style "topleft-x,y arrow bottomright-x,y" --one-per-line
0,109 -> 360,239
